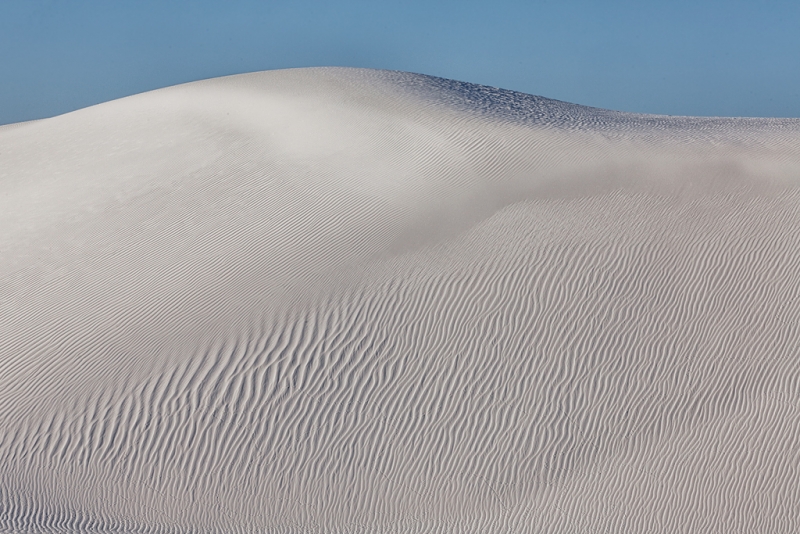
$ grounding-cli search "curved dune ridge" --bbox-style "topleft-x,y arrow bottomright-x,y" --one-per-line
2,67 -> 800,533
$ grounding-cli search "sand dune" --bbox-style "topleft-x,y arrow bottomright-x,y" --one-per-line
2,67 -> 800,533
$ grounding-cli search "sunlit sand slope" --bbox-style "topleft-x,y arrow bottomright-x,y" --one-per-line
2,67 -> 800,533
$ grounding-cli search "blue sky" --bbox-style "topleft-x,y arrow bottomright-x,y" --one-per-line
2,0 -> 799,125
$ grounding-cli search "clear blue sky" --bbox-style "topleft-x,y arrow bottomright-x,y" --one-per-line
2,0 -> 799,125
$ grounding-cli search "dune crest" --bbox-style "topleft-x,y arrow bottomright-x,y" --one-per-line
2,67 -> 800,533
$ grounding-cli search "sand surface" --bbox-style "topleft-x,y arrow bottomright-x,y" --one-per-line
2,67 -> 800,533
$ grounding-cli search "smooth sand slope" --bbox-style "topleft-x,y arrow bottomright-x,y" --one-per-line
2,67 -> 800,533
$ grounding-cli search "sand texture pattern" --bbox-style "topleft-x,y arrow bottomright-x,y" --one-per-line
2,68 -> 800,533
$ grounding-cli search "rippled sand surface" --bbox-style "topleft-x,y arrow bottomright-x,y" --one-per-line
2,68 -> 800,533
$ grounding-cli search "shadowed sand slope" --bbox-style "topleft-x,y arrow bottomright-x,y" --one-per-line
2,67 -> 800,533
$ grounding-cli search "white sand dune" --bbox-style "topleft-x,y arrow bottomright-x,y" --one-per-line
2,67 -> 800,533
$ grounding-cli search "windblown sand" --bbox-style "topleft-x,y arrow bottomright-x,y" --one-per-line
2,68 -> 800,533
